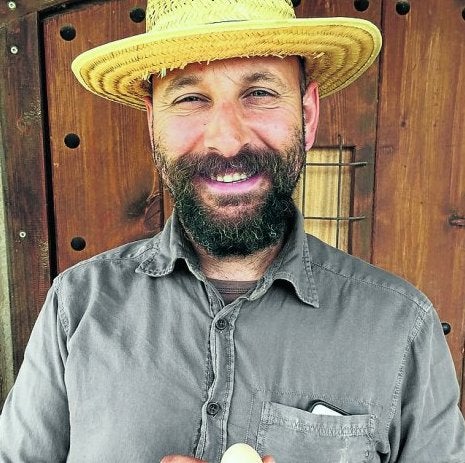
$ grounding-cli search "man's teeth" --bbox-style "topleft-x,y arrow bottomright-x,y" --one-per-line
213,173 -> 250,183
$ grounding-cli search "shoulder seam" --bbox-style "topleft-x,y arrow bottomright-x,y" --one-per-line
58,242 -> 157,278
54,276 -> 70,337
311,261 -> 431,313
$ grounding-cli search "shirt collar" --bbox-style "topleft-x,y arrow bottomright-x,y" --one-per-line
136,212 -> 201,278
253,210 -> 320,308
136,209 -> 320,309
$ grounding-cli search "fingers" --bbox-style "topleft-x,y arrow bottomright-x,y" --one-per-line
160,453 -> 274,463
160,456 -> 206,463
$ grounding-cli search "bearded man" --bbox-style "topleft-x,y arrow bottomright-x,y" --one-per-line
1,1 -> 464,462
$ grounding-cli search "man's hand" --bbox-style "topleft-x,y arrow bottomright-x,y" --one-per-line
160,455 -> 275,462
160,457 -> 205,463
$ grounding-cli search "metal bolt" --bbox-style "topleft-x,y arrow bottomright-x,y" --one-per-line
10,45 -> 18,54
7,1 -> 16,10
19,231 -> 26,239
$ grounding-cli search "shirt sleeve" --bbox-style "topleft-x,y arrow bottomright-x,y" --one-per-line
0,280 -> 70,462
389,307 -> 465,462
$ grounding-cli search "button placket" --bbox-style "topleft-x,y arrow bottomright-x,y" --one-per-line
194,282 -> 227,458
197,304 -> 240,462
205,282 -> 224,316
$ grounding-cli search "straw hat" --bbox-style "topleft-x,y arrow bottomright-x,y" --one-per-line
71,0 -> 382,110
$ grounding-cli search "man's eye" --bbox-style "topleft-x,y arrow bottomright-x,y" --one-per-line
173,95 -> 205,104
246,89 -> 276,98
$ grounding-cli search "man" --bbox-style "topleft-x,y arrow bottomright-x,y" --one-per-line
1,0 -> 464,462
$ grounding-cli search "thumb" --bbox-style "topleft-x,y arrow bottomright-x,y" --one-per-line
160,456 -> 206,463
262,456 -> 275,463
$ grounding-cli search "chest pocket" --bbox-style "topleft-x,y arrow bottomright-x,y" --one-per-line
256,402 -> 375,463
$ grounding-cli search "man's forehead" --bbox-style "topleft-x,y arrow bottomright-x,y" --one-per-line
153,55 -> 301,85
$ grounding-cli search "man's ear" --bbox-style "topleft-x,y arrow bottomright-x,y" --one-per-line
143,96 -> 154,150
302,82 -> 319,151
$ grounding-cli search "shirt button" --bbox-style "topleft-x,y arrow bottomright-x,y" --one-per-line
206,401 -> 221,416
215,318 -> 228,331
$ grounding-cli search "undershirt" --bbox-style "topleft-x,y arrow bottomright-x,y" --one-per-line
208,278 -> 257,304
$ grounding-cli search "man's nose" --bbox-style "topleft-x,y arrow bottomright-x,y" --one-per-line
203,103 -> 251,157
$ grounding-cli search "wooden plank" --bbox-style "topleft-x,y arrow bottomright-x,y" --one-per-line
295,0 -> 382,261
42,0 -> 162,272
0,120 -> 14,406
0,14 -> 51,376
0,0 -> 84,28
374,0 -> 465,409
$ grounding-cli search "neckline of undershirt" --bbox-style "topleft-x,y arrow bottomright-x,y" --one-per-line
207,277 -> 258,304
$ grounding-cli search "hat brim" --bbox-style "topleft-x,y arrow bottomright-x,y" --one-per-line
71,17 -> 382,110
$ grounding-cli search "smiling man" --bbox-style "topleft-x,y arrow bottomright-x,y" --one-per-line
145,56 -> 319,279
1,1 -> 465,463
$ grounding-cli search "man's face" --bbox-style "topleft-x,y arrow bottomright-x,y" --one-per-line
145,56 -> 319,256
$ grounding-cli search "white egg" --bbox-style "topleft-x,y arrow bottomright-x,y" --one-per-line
221,443 -> 262,463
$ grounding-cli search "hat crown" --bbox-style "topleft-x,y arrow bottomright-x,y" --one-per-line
146,0 -> 296,33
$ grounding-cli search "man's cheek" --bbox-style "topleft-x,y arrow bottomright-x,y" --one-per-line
160,119 -> 205,157
250,112 -> 301,149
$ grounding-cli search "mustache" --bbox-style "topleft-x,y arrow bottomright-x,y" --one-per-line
166,146 -> 286,180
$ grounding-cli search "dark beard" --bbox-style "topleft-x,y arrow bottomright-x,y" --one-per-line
154,137 -> 305,257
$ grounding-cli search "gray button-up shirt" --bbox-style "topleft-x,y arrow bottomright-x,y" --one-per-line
1,212 -> 464,462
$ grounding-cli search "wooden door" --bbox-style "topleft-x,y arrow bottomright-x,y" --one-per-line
42,0 -> 163,273
374,0 -> 465,409
294,0 -> 381,260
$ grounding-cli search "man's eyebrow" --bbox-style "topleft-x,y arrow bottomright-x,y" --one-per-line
241,71 -> 286,87
162,75 -> 202,96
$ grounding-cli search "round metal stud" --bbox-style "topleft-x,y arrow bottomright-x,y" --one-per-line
354,0 -> 370,12
129,7 -> 146,23
396,1 -> 410,15
64,133 -> 80,149
71,237 -> 86,251
10,45 -> 18,54
7,1 -> 16,10
441,322 -> 451,336
60,25 -> 76,41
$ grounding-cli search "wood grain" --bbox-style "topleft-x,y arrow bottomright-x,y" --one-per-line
0,13 -> 52,376
0,0 -> 83,28
295,0 -> 382,261
374,0 -> 465,408
42,0 -> 163,272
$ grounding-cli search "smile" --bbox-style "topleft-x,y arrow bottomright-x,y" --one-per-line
210,172 -> 252,183
201,172 -> 265,194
